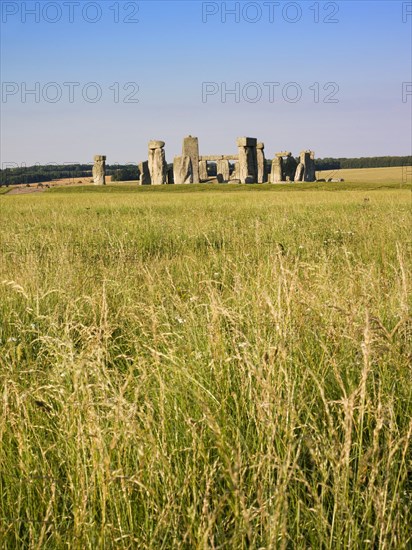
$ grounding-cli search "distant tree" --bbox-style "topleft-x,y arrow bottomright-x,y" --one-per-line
111,166 -> 139,182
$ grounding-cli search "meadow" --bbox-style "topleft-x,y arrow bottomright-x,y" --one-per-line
0,177 -> 411,548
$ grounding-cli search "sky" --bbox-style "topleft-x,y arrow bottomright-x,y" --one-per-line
1,0 -> 411,166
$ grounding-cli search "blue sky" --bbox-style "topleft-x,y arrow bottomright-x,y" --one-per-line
1,0 -> 411,166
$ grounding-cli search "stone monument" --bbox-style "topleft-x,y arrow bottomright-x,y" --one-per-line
138,161 -> 151,185
174,155 -> 193,184
270,155 -> 283,183
237,137 -> 258,183
148,140 -> 167,185
93,155 -> 106,185
182,136 -> 200,183
256,142 -> 267,183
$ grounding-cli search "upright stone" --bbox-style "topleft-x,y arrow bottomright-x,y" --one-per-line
173,155 -> 192,184
216,159 -> 230,182
230,161 -> 240,181
237,137 -> 257,183
294,163 -> 304,182
300,150 -> 316,182
283,153 -> 298,182
182,136 -> 200,183
256,142 -> 267,183
148,140 -> 167,185
270,156 -> 283,183
138,161 -> 151,185
199,160 -> 208,181
93,155 -> 106,185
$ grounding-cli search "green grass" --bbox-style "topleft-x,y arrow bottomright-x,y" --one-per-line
0,185 -> 411,548
46,179 -> 410,195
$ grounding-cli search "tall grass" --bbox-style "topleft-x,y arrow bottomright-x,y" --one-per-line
0,186 -> 411,548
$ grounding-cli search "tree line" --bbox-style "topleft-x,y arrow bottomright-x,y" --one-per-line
0,164 -> 140,185
314,156 -> 412,171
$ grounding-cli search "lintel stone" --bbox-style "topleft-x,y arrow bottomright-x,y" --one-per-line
236,137 -> 257,147
148,140 -> 165,150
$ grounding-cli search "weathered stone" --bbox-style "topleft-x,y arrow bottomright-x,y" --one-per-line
230,161 -> 240,181
93,155 -> 106,185
148,140 -> 165,150
283,153 -> 298,182
276,151 -> 291,158
216,159 -> 230,182
199,154 -> 238,162
148,141 -> 167,185
256,142 -> 264,150
256,143 -> 267,183
294,163 -> 304,182
237,137 -> 258,183
173,155 -> 192,184
236,137 -> 257,148
270,156 -> 283,183
138,161 -> 151,185
199,160 -> 208,181
300,150 -> 316,182
182,136 -> 199,183
238,147 -> 248,183
199,155 -> 222,161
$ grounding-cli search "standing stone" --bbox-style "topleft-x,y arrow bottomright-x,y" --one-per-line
138,161 -> 151,185
148,140 -> 167,185
216,159 -> 230,182
93,155 -> 106,185
294,163 -> 304,182
199,160 -> 208,181
237,137 -> 257,183
283,153 -> 298,182
230,161 -> 240,181
300,150 -> 316,182
173,155 -> 192,184
182,136 -> 200,183
256,142 -> 267,183
270,156 -> 283,183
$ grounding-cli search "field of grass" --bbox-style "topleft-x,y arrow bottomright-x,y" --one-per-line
317,166 -> 410,184
0,181 -> 411,548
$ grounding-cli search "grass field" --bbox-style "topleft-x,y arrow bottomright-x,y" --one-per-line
317,166 -> 411,184
0,179 -> 411,548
